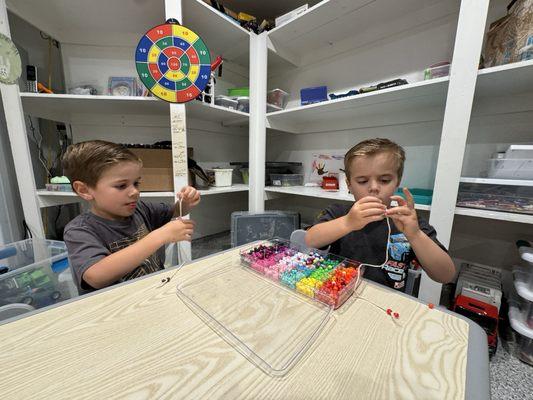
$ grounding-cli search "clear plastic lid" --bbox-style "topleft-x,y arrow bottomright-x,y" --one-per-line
176,256 -> 333,376
176,239 -> 364,376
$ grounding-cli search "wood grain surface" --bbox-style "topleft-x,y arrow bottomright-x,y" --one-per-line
0,249 -> 469,399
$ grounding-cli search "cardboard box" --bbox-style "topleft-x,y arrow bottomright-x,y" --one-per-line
130,148 -> 173,191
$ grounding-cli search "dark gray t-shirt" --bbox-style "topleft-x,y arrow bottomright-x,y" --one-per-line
64,201 -> 174,294
315,203 -> 447,291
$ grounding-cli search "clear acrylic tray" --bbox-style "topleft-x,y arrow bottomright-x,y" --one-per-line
176,239 -> 364,376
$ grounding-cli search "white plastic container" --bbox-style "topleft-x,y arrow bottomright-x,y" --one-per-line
488,158 -> 533,179
509,303 -> 533,365
209,169 -> 233,187
505,145 -> 533,159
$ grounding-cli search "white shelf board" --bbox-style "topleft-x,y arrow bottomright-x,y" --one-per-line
475,59 -> 533,98
6,0 -> 164,47
266,78 -> 449,133
267,0 -> 460,68
460,177 -> 533,187
264,186 -> 431,211
20,93 -> 248,125
183,0 -> 250,67
455,207 -> 533,224
36,185 -> 248,208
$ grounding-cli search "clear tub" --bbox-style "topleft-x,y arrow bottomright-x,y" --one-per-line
0,239 -> 76,310
488,158 -> 533,179
270,173 -> 303,187
267,89 -> 289,109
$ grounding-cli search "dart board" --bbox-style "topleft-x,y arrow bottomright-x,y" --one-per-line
135,22 -> 211,103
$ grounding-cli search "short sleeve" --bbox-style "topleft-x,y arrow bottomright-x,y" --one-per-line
315,204 -> 347,224
64,226 -> 110,292
139,201 -> 174,230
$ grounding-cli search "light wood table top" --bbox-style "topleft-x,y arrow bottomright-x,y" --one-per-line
0,248 -> 488,400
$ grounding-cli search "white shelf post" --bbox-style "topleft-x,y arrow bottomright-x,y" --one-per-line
248,32 -> 268,212
0,0 -> 45,238
420,0 -> 490,304
165,0 -> 191,262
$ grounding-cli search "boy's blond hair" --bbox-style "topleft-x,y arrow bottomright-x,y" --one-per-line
62,140 -> 141,191
344,138 -> 405,180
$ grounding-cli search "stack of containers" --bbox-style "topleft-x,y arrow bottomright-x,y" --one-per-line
509,241 -> 533,365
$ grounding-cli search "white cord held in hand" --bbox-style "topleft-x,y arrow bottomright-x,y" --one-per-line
359,216 -> 391,269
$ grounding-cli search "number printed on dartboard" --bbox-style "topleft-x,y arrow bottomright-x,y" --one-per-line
135,22 -> 211,103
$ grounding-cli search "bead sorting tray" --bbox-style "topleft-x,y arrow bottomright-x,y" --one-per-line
240,239 -> 365,309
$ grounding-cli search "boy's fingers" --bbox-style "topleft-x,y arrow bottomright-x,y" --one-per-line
358,196 -> 382,204
360,202 -> 386,211
402,187 -> 415,209
362,208 -> 387,217
386,206 -> 411,216
389,195 -> 406,206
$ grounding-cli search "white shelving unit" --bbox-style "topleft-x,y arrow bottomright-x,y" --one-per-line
3,0 -> 532,304
460,177 -> 533,187
2,0 -> 254,250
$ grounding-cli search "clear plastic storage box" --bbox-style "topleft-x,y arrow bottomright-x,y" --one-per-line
424,62 -> 450,79
488,158 -> 533,179
239,239 -> 364,309
207,168 -> 233,187
236,96 -> 249,113
267,89 -> 289,109
214,95 -> 238,110
270,173 -> 303,187
0,239 -> 76,309
457,183 -> 533,215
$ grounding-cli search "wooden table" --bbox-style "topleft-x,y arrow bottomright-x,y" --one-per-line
0,247 -> 489,400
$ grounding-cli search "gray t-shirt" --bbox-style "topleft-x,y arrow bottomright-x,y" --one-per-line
315,203 -> 447,292
64,201 -> 174,294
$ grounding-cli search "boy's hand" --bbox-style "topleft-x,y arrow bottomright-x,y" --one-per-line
177,186 -> 201,215
345,196 -> 386,231
159,218 -> 195,243
386,188 -> 420,239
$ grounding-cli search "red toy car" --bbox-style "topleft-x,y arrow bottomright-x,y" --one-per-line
453,294 -> 499,357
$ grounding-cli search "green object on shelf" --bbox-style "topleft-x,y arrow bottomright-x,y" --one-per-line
50,176 -> 70,184
240,168 -> 249,184
394,188 -> 433,205
228,87 -> 249,97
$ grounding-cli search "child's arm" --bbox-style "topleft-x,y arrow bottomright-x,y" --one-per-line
386,188 -> 455,283
176,186 -> 201,216
306,196 -> 386,249
83,218 -> 195,289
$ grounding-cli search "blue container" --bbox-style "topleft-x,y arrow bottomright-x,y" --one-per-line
394,188 -> 433,205
300,86 -> 328,105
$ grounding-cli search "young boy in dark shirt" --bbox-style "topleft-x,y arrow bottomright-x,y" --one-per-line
62,140 -> 199,293
306,138 -> 455,291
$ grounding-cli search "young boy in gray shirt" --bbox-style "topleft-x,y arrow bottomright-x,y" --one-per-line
306,138 -> 455,291
62,140 -> 199,293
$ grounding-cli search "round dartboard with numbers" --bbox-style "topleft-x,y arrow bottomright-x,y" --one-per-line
135,22 -> 211,103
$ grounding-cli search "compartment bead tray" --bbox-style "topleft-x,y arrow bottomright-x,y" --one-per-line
240,240 -> 364,309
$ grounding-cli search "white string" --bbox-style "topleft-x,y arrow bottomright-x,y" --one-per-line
359,217 -> 391,269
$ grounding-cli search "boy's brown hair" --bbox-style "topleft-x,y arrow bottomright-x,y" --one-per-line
344,138 -> 406,180
62,140 -> 141,191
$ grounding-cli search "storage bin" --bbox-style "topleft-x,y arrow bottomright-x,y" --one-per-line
270,173 -> 304,187
228,87 -> 249,97
488,158 -> 533,179
236,96 -> 249,113
457,183 -> 533,215
394,188 -> 433,205
513,265 -> 533,329
300,86 -> 328,105
509,303 -> 533,365
208,168 -> 233,187
267,89 -> 289,109
45,183 -> 72,192
214,95 -> 238,110
0,239 -> 76,309
424,62 -> 450,80
240,238 -> 364,309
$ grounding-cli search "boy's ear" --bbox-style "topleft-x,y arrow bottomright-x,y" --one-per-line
72,181 -> 93,201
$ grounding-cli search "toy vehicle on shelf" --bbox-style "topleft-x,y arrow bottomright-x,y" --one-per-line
453,294 -> 499,357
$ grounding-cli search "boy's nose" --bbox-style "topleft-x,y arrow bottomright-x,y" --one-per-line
368,180 -> 380,194
129,187 -> 140,197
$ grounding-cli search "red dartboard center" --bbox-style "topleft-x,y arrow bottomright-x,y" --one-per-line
135,23 -> 212,103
